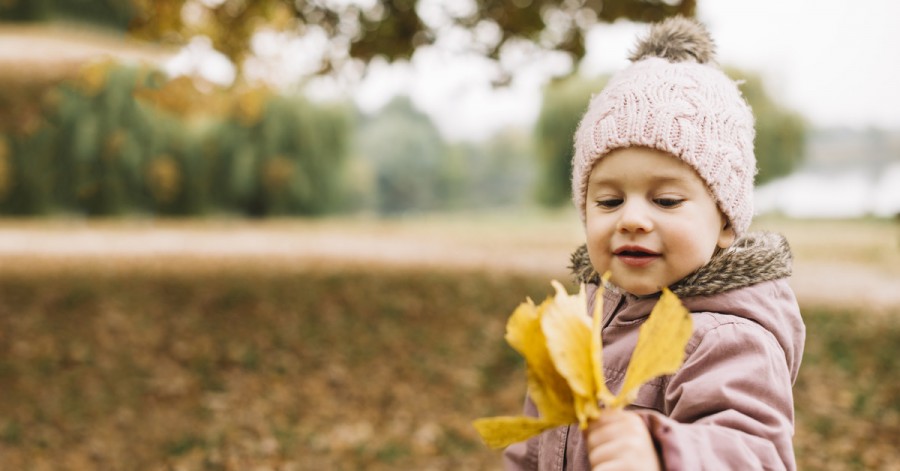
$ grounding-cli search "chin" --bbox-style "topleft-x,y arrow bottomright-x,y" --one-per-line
612,278 -> 659,297
627,287 -> 661,296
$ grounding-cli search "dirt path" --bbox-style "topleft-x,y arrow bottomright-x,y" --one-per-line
0,219 -> 897,311
790,261 -> 900,311
0,23 -> 171,65
0,222 -> 575,275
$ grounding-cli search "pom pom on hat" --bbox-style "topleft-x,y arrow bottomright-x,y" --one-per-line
571,16 -> 757,237
629,15 -> 716,64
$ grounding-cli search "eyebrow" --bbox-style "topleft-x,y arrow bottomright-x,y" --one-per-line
588,174 -> 688,187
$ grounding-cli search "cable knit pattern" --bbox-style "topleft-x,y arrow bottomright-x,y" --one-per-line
571,17 -> 757,236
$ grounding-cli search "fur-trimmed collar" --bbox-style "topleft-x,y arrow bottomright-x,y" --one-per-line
569,231 -> 793,298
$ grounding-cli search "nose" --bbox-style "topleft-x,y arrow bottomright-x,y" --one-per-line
616,200 -> 653,233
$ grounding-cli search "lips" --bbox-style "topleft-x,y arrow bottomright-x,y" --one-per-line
613,245 -> 660,267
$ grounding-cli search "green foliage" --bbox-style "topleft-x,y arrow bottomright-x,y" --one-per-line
730,69 -> 808,185
0,130 -> 56,215
356,98 -> 452,214
45,65 -> 160,215
213,95 -> 353,216
534,75 -> 607,208
0,0 -> 133,28
0,63 -> 353,217
1,60 -> 540,218
355,98 -> 538,215
448,130 -> 537,209
0,0 -> 49,22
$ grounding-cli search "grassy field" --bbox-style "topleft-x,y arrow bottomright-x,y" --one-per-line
0,215 -> 898,470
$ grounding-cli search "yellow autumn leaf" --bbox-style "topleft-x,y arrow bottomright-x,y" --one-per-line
505,299 -> 554,380
610,287 -> 693,408
505,298 -> 574,422
525,368 -> 576,424
542,282 -> 592,398
591,272 -> 615,406
474,276 -> 693,448
472,416 -> 565,449
541,281 -> 598,427
476,295 -> 578,448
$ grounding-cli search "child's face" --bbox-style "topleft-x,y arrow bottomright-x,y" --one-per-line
584,147 -> 735,296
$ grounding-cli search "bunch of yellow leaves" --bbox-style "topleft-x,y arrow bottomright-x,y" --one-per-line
473,274 -> 693,449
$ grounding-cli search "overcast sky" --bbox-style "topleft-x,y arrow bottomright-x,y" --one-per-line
698,0 -> 900,132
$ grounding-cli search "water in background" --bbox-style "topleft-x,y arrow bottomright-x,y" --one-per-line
756,128 -> 900,218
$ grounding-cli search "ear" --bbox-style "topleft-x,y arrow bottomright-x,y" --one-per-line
717,220 -> 736,249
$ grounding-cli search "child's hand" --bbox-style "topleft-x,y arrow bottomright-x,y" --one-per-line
584,409 -> 660,471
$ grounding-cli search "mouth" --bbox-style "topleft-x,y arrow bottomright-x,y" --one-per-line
613,246 -> 660,267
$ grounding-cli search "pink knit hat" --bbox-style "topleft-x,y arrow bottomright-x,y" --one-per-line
571,16 -> 756,236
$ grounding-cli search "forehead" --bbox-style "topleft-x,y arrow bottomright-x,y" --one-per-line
588,147 -> 705,187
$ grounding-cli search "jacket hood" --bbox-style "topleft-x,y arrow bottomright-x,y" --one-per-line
569,231 -> 793,298
572,231 -> 804,382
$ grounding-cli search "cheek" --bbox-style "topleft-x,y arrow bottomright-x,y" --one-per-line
665,219 -> 718,262
586,247 -> 611,275
585,216 -> 612,246
585,219 -> 613,270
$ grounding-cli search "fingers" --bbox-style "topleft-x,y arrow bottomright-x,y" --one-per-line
584,410 -> 660,471
585,409 -> 642,447
587,438 -> 625,470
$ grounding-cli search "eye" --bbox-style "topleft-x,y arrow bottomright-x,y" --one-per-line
595,198 -> 623,209
654,198 -> 684,208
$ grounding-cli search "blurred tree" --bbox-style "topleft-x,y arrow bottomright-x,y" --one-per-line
216,93 -> 353,216
534,74 -> 606,207
356,97 -> 451,214
451,128 -> 537,208
0,0 -> 133,28
1,0 -> 695,80
732,69 -> 808,185
0,60 -> 354,217
46,62 -> 181,215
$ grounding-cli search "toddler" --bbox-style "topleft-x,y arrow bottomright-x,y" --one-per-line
504,16 -> 806,470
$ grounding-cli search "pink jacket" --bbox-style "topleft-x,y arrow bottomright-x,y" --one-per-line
503,232 -> 806,470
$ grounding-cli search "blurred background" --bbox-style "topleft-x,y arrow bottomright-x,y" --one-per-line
0,0 -> 897,469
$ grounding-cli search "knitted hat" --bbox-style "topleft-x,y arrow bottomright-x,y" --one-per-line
571,16 -> 757,237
